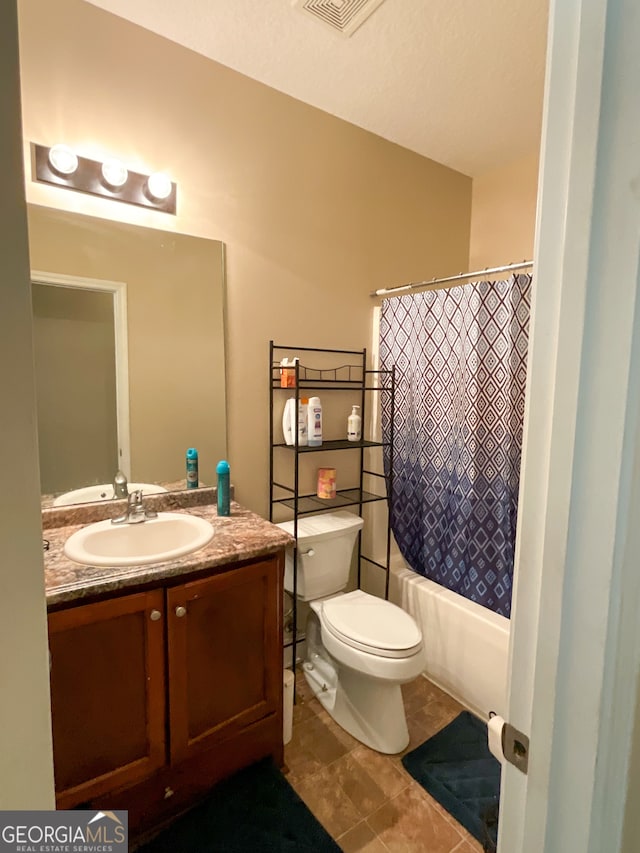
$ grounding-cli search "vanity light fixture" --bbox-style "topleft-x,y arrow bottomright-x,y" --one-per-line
32,143 -> 177,214
145,171 -> 173,201
101,158 -> 129,189
48,144 -> 78,176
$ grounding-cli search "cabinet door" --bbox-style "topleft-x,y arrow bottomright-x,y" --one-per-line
167,557 -> 281,763
48,589 -> 166,808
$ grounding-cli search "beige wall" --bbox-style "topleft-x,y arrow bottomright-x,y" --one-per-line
0,0 -> 55,808
469,150 -> 539,271
18,0 -> 471,515
28,206 -> 227,491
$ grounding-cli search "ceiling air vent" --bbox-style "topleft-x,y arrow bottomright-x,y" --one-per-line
293,0 -> 387,37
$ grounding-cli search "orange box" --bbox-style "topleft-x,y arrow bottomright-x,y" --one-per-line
317,468 -> 336,499
280,367 -> 296,388
279,358 -> 298,388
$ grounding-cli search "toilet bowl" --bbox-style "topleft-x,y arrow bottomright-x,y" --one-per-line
277,511 -> 426,754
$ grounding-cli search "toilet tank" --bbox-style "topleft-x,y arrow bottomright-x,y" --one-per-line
277,511 -> 364,601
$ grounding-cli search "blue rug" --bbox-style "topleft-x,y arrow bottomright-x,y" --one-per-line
402,711 -> 501,850
138,758 -> 340,852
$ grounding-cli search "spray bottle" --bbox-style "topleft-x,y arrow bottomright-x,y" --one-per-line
216,459 -> 231,516
186,448 -> 199,488
347,406 -> 362,442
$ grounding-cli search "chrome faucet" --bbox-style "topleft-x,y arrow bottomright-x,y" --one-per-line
112,469 -> 129,499
111,489 -> 158,525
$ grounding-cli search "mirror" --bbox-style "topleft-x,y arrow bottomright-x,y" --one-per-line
27,204 -> 227,505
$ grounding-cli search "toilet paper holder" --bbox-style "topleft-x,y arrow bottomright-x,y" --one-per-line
489,711 -> 530,775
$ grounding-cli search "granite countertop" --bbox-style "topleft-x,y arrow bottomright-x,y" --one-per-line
44,498 -> 294,608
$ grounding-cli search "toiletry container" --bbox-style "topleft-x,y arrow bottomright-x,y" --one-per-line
347,406 -> 362,442
297,398 -> 309,446
186,448 -> 199,488
317,467 -> 336,499
216,459 -> 231,516
282,398 -> 295,445
280,357 -> 298,388
307,396 -> 322,446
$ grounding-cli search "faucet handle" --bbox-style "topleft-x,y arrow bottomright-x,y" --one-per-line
128,489 -> 143,506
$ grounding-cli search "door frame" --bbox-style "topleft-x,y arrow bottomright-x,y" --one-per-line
31,270 -> 132,479
501,0 -> 640,850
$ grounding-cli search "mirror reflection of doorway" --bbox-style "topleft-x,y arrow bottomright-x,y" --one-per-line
31,274 -> 129,496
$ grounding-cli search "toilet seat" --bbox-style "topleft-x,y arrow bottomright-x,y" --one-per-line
321,590 -> 423,659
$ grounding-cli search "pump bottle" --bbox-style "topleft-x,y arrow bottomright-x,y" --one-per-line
347,405 -> 362,442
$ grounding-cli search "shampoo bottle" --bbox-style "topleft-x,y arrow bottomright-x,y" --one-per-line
307,396 -> 322,447
216,459 -> 231,516
296,397 -> 309,446
347,405 -> 362,442
186,447 -> 199,488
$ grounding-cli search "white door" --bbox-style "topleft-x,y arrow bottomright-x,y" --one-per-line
30,273 -> 131,493
501,1 -> 640,851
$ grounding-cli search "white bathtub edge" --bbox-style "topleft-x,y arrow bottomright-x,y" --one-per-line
392,565 -> 511,719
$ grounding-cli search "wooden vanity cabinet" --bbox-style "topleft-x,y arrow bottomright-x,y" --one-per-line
48,552 -> 284,828
49,588 -> 167,809
167,557 -> 281,763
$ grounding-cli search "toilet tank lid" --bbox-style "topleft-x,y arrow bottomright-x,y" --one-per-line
276,510 -> 363,543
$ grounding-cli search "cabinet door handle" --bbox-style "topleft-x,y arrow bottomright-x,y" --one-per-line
302,548 -> 315,557
150,609 -> 162,621
175,605 -> 187,618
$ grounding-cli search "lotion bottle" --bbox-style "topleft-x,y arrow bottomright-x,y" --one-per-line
307,396 -> 323,446
347,405 -> 362,442
282,398 -> 295,445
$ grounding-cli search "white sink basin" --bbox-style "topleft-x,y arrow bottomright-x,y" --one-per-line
53,482 -> 168,507
64,512 -> 214,567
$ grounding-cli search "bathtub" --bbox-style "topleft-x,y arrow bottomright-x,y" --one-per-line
390,557 -> 510,718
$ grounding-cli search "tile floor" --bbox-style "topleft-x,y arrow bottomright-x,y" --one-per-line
284,672 -> 484,853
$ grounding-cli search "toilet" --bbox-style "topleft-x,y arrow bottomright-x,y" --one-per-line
277,511 -> 426,754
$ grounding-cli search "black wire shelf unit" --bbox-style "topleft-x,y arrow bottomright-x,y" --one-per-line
269,342 -> 396,689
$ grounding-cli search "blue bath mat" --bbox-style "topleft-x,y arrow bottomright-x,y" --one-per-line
402,711 -> 501,849
138,758 -> 340,852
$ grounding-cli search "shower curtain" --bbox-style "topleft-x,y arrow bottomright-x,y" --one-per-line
379,273 -> 532,618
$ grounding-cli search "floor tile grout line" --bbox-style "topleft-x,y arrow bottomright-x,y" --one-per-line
292,766 -> 366,839
363,818 -> 394,852
296,758 -> 414,825
402,777 -> 471,844
288,674 -> 476,850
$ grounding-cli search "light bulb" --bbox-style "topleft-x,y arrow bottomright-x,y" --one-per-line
101,158 -> 128,188
48,144 -> 78,176
146,172 -> 172,201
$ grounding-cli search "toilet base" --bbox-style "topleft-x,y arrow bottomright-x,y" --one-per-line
303,660 -> 410,754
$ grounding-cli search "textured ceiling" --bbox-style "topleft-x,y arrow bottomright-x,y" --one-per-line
86,0 -> 548,177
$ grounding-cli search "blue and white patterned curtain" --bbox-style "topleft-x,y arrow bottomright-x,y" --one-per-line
379,274 -> 532,618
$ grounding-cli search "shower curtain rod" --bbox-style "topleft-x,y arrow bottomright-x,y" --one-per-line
370,260 -> 534,298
